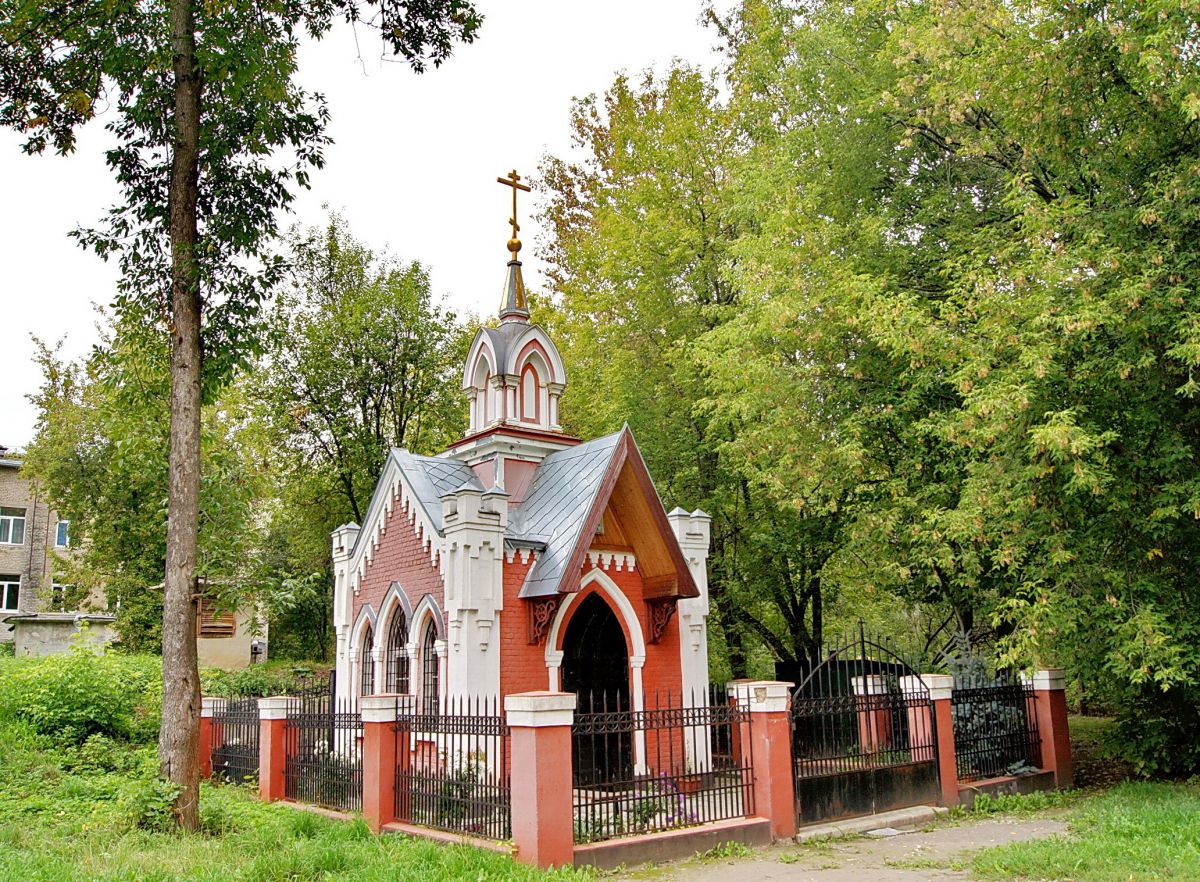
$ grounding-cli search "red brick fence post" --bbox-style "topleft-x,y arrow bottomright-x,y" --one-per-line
361,694 -> 407,832
1027,669 -> 1073,789
506,691 -> 576,869
257,696 -> 291,803
199,696 -> 225,780
729,681 -> 796,840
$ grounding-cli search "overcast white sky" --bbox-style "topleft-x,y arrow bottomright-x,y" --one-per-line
0,1 -> 728,450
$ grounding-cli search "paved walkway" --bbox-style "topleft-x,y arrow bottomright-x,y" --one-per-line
628,816 -> 1067,882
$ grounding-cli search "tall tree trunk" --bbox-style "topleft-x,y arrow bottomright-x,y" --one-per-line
160,0 -> 203,831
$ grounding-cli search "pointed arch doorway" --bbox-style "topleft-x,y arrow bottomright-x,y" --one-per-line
561,592 -> 632,785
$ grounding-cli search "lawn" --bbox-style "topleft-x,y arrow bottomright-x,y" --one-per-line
0,720 -> 587,882
973,781 -> 1200,882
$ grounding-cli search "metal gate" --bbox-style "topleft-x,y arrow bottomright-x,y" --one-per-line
791,626 -> 940,824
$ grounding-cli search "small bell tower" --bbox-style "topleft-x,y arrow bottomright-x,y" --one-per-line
451,170 -> 575,494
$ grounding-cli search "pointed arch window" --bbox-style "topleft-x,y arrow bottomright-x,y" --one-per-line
420,620 -> 440,712
520,363 -> 540,423
384,610 -> 410,693
359,624 -> 375,697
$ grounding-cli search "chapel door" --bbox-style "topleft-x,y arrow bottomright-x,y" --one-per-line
560,593 -> 632,787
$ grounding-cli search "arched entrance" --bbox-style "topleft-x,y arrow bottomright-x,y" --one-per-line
560,592 -> 631,784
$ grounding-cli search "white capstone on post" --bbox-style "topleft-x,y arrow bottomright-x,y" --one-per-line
667,508 -> 712,708
441,483 -> 506,700
200,696 -> 227,719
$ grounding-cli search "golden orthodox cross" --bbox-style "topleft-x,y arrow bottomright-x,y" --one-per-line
497,169 -> 531,261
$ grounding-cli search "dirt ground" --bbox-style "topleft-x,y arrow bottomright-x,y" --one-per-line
626,816 -> 1068,882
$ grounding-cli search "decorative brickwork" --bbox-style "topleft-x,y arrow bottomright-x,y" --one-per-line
353,497 -> 444,642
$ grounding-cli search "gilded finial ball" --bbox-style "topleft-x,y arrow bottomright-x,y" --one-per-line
508,237 -> 522,254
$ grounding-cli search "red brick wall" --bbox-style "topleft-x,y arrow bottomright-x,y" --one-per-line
353,497 -> 444,634
498,555 -> 683,701
499,554 -> 546,695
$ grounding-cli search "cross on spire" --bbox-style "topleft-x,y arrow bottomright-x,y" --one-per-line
497,169 -> 531,262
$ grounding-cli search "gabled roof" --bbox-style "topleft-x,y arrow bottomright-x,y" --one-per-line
510,425 -> 700,600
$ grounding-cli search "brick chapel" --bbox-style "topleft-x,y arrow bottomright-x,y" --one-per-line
331,173 -> 712,714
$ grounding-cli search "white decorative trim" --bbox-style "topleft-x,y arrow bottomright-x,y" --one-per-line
201,696 -> 227,719
410,593 -> 446,646
257,697 -> 291,720
586,549 -> 637,572
544,568 -> 648,667
898,674 -> 953,702
377,582 -> 413,647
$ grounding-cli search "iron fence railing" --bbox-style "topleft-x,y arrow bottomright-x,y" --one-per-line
571,689 -> 753,845
284,695 -> 363,812
393,695 -> 511,841
951,672 -> 1041,781
211,697 -> 260,784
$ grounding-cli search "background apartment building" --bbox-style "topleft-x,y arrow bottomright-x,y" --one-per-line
0,447 -> 80,641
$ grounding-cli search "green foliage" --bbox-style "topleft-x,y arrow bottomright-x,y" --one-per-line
200,662 -> 330,698
1103,686 -> 1200,779
541,0 -> 1200,769
239,216 -> 469,659
541,65 -> 883,676
974,782 -> 1200,882
0,650 -> 161,744
967,789 -> 1077,818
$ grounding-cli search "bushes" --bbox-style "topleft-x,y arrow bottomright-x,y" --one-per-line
1104,685 -> 1200,779
201,662 -> 329,698
0,648 -> 161,744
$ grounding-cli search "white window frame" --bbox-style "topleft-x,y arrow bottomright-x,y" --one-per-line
0,508 -> 25,546
55,520 -> 70,549
0,576 -> 19,612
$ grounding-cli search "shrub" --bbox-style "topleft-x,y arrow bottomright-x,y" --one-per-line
201,663 -> 328,698
0,647 -> 161,744
1105,684 -> 1200,779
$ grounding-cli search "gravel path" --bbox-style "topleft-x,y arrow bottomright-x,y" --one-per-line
626,816 -> 1068,882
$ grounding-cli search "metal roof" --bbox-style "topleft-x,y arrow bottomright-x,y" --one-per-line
507,430 -> 624,598
392,450 -> 480,534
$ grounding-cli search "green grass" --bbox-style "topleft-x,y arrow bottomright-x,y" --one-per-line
0,719 -> 586,882
974,781 -> 1200,882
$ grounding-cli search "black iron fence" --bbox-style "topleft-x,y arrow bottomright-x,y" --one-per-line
393,695 -> 511,841
571,689 -> 753,844
951,672 -> 1041,781
211,697 -> 260,784
283,695 -> 364,812
790,628 -> 941,823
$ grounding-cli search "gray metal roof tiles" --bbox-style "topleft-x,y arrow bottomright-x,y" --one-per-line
392,449 -> 478,534
509,430 -> 624,598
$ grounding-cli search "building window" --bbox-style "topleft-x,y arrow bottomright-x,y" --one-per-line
520,363 -> 540,422
0,508 -> 25,545
420,620 -> 440,712
51,583 -> 66,611
55,520 -> 70,548
197,597 -> 236,638
359,625 -> 375,697
0,576 -> 19,612
384,611 -> 410,694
